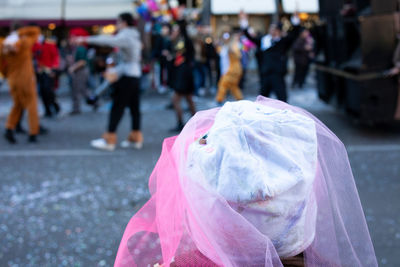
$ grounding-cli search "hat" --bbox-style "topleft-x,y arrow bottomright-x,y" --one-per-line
69,27 -> 89,38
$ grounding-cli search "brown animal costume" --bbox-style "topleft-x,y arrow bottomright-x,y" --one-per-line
0,26 -> 40,137
216,43 -> 243,103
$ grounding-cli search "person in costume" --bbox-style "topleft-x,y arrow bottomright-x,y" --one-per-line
1,23 -> 41,143
215,30 -> 243,104
113,97 -> 377,267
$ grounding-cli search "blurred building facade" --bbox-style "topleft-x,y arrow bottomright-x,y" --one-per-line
0,0 -> 134,37
208,0 -> 319,38
0,0 -> 320,37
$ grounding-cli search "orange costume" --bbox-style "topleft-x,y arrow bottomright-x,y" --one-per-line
0,26 -> 40,136
216,44 -> 243,103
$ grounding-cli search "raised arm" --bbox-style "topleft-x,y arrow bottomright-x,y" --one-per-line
281,15 -> 302,51
243,28 -> 261,48
86,33 -> 130,49
239,11 -> 261,48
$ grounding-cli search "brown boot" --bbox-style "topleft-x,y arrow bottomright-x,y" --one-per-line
102,132 -> 117,145
121,130 -> 143,149
90,132 -> 117,151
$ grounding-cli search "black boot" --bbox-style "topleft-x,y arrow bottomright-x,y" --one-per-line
15,123 -> 27,134
28,135 -> 38,143
165,102 -> 174,110
54,102 -> 61,115
86,95 -> 98,106
39,125 -> 49,135
44,112 -> 53,118
4,129 -> 17,144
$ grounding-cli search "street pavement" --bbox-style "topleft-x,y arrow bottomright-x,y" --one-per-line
0,71 -> 399,266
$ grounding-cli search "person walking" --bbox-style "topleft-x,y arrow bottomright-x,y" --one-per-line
240,11 -> 301,102
193,27 -> 208,96
292,29 -> 314,89
165,18 -> 196,132
388,35 -> 400,120
75,13 -> 142,151
68,28 -> 90,115
0,23 -> 42,143
33,35 -> 62,117
158,23 -> 173,93
215,31 -> 243,104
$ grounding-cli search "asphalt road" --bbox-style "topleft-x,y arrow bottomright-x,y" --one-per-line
0,72 -> 399,266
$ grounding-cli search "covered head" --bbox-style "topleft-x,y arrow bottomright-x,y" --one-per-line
114,97 -> 377,267
186,100 -> 318,258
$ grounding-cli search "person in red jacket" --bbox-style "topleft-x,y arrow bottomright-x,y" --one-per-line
33,35 -> 61,117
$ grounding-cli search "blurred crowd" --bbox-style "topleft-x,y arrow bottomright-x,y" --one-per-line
0,7 -> 317,151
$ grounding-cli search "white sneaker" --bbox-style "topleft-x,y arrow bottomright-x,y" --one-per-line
120,140 -> 143,150
90,138 -> 116,151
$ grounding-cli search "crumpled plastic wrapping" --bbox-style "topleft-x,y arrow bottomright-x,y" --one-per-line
187,100 -> 318,257
114,96 -> 378,267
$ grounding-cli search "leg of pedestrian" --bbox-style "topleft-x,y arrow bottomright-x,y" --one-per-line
260,75 -> 272,98
38,73 -> 53,117
121,77 -> 143,149
184,94 -> 196,116
231,84 -> 243,101
272,74 -> 287,102
171,93 -> 184,132
4,97 -> 23,144
70,73 -> 81,114
216,76 -> 229,104
26,94 -> 40,142
91,79 -> 126,151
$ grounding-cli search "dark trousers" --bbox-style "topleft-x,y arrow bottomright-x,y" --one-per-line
159,60 -> 168,86
293,63 -> 310,88
38,72 -> 60,116
239,68 -> 247,90
108,76 -> 141,133
193,61 -> 206,93
260,73 -> 287,102
71,67 -> 89,113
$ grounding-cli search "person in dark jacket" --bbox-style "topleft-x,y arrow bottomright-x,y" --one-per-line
388,36 -> 400,120
159,24 -> 173,92
240,12 -> 301,102
292,29 -> 314,89
165,19 -> 196,132
151,23 -> 172,93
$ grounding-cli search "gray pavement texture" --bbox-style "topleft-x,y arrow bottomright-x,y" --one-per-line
0,71 -> 399,266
